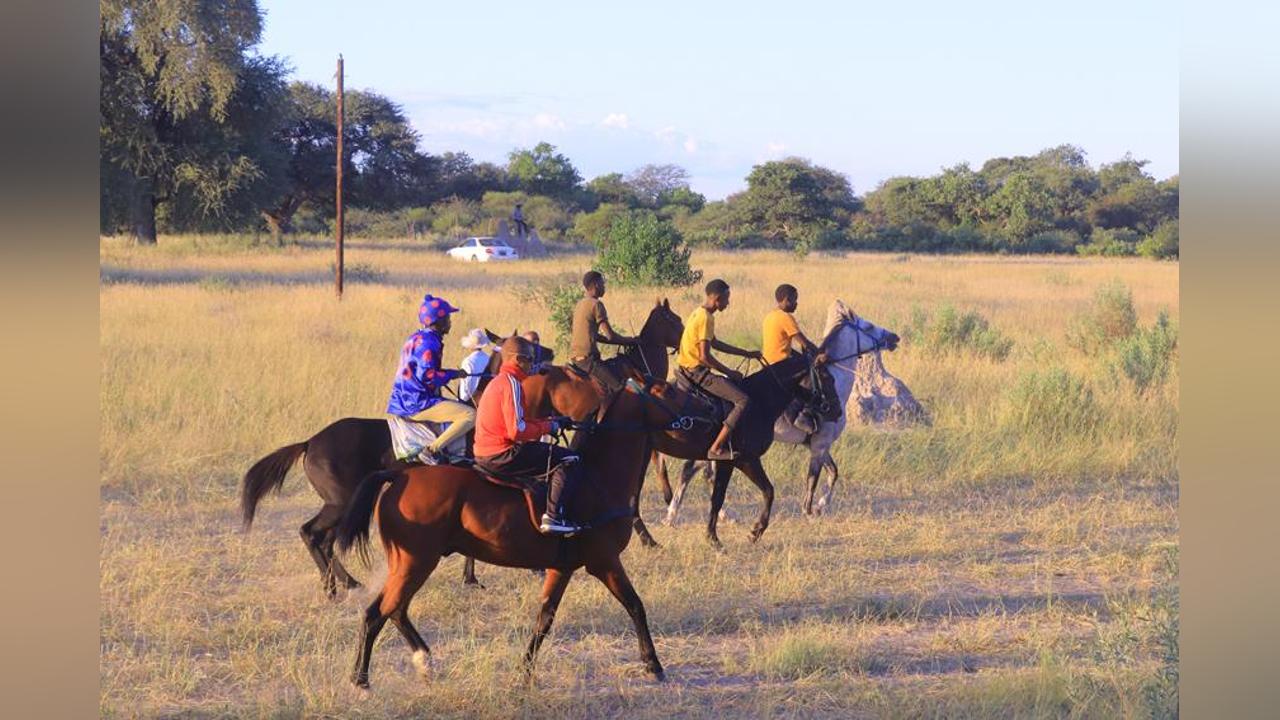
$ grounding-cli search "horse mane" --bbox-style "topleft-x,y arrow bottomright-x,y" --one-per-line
821,299 -> 857,342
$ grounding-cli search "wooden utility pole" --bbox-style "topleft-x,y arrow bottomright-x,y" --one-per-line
335,54 -> 345,299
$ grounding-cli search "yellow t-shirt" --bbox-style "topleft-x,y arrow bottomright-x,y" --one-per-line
761,308 -> 801,363
677,306 -> 715,370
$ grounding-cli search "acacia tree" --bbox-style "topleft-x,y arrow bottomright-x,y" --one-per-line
260,83 -> 440,237
100,0 -> 279,242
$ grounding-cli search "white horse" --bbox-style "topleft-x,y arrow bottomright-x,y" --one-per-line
659,300 -> 899,522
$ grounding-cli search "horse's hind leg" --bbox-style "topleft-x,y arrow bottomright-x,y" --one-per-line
523,567 -> 575,683
300,509 -> 339,597
737,458 -> 775,543
586,558 -> 664,680
351,550 -> 440,687
312,504 -> 361,592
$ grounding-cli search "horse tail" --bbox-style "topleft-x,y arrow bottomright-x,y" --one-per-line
240,442 -> 307,531
335,470 -> 398,568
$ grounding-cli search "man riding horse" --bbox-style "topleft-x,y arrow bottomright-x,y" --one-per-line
474,336 -> 582,535
763,283 -> 827,433
386,293 -> 475,464
568,270 -> 637,395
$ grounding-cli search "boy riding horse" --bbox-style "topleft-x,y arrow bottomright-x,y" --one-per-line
676,278 -> 762,460
762,283 -> 826,433
386,293 -> 476,464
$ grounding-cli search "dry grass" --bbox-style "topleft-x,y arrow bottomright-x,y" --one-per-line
100,236 -> 1178,717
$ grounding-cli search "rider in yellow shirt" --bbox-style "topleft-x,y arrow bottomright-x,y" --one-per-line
761,283 -> 825,432
677,278 -> 761,460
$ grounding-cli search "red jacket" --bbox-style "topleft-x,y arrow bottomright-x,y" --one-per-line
473,361 -> 554,457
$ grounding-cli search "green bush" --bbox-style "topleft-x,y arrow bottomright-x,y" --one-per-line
571,202 -> 628,245
510,277 -> 580,351
904,304 -> 1013,360
594,210 -> 702,287
1076,227 -> 1140,257
1137,221 -> 1179,259
1002,367 -> 1098,439
1067,279 -> 1137,354
1025,229 -> 1081,254
1111,310 -> 1178,393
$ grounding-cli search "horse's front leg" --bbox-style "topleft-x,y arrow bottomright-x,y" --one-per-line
653,450 -> 674,504
816,452 -> 839,514
738,458 -> 775,543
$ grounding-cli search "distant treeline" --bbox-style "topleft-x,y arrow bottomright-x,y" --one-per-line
100,0 -> 1177,258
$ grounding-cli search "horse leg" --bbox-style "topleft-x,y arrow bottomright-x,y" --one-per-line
311,504 -> 361,592
587,558 -> 664,680
705,462 -> 733,550
633,516 -> 661,548
664,458 -> 700,526
738,458 -> 775,543
654,450 -> 674,505
816,452 -> 839,514
300,510 -> 338,598
351,550 -> 439,688
523,567 -> 575,683
803,451 -> 824,516
461,557 -> 484,588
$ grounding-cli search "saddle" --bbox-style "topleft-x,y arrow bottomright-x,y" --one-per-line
471,464 -> 550,533
387,416 -> 448,464
673,370 -> 729,427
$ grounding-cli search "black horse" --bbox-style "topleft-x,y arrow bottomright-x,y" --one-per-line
239,330 -> 551,597
646,353 -> 842,548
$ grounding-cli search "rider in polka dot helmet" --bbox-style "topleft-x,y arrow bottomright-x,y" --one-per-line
418,293 -> 461,327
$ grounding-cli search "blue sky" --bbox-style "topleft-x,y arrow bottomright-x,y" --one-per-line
259,0 -> 1178,200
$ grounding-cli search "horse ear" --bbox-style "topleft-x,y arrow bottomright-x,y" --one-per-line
654,296 -> 661,307
484,328 -> 502,343
663,297 -> 670,309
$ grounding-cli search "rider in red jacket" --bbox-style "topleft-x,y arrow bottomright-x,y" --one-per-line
474,337 -> 582,535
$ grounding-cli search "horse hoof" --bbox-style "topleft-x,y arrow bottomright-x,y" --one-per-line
649,666 -> 666,682
412,650 -> 432,679
352,676 -> 370,690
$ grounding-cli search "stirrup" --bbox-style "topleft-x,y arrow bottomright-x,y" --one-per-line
539,513 -> 582,535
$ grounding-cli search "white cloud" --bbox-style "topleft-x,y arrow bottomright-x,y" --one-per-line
532,112 -> 566,130
683,136 -> 699,154
602,112 -> 630,129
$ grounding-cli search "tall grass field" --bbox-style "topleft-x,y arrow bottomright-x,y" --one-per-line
100,237 -> 1178,718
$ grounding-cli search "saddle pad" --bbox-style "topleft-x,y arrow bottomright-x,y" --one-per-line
386,416 -> 443,463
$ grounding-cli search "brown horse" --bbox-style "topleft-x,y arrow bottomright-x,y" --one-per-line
239,331 -> 554,596
335,367 -> 675,687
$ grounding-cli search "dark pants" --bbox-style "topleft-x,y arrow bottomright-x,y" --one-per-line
570,355 -> 624,394
677,366 -> 751,430
477,443 -> 581,520
513,219 -> 529,237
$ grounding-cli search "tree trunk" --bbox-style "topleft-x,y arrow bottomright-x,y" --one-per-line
130,185 -> 157,245
262,211 -> 290,243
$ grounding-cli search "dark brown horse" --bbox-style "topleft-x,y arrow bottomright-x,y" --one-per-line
335,367 -> 675,687
238,331 -> 554,596
641,353 -> 842,548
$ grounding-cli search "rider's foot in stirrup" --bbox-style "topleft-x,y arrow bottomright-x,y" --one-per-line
418,447 -> 456,466
795,410 -> 819,434
706,445 -> 737,461
539,513 -> 582,535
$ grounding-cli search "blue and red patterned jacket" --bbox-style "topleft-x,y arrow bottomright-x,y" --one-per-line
387,328 -> 462,416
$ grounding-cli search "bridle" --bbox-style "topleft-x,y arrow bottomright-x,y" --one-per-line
820,317 -> 892,373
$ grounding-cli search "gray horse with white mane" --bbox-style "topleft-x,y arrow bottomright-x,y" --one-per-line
659,300 -> 900,522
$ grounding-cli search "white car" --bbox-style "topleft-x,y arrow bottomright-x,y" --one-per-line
446,237 -> 519,262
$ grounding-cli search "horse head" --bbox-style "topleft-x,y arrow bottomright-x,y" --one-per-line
819,300 -> 900,362
640,297 -> 684,350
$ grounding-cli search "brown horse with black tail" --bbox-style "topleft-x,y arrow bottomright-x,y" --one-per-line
335,366 -> 677,687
